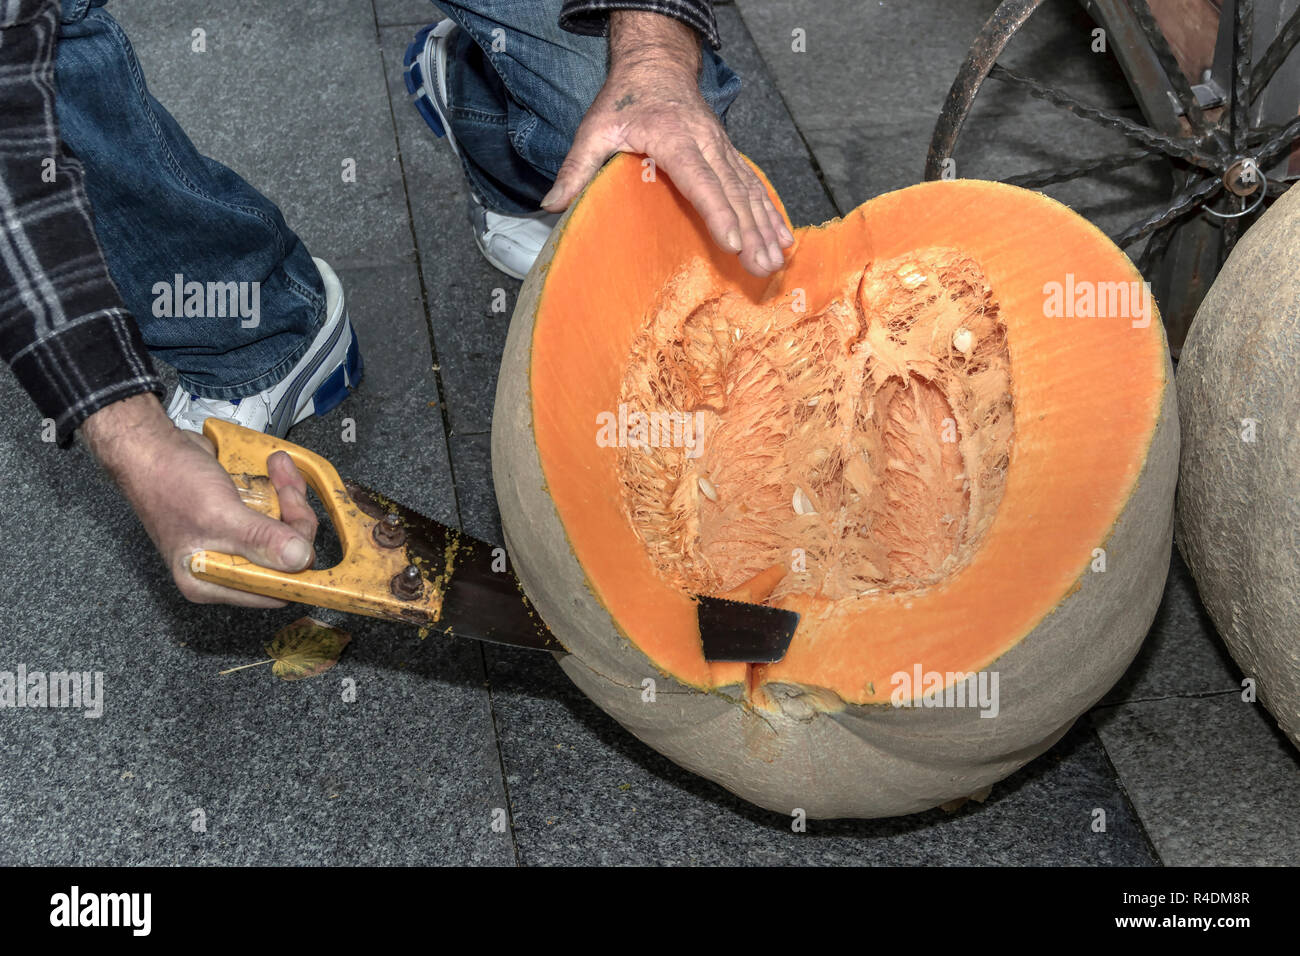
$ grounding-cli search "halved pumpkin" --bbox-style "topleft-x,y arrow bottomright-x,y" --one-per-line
492,154 -> 1178,818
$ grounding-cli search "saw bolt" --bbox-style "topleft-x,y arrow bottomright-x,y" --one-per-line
390,564 -> 424,601
372,512 -> 406,548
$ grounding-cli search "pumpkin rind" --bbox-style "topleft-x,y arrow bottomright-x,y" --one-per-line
492,155 -> 1179,817
1176,185 -> 1300,750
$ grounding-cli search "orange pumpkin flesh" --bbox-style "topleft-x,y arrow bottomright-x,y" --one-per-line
528,158 -> 1167,709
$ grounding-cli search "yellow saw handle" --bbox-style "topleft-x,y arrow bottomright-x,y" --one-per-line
189,419 -> 441,624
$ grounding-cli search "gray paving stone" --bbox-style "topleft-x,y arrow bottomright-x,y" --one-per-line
294,264 -> 459,526
109,0 -> 415,269
734,0 -> 1166,235
786,118 -> 918,208
0,262 -> 509,864
446,431 -> 501,544
737,0 -> 1004,128
717,4 -> 814,164
375,0 -> 440,27
380,26 -> 520,437
1091,694 -> 1300,865
716,5 -> 842,225
482,647 -> 1156,865
0,604 -> 510,865
748,154 -> 841,228
734,0 -> 1000,206
1104,544 -> 1242,705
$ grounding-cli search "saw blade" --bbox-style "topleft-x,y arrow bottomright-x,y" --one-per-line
695,595 -> 800,663
343,482 -> 800,663
344,480 -> 564,653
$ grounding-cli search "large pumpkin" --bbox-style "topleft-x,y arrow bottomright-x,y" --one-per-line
492,154 -> 1178,818
1176,185 -> 1300,749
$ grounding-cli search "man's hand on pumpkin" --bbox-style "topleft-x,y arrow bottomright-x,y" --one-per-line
540,11 -> 793,277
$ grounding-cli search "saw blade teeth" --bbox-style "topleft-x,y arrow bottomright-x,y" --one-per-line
697,594 -> 799,617
705,596 -> 768,608
345,480 -> 462,531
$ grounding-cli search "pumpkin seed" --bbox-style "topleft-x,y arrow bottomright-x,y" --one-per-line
698,476 -> 719,502
952,327 -> 974,354
792,486 -> 816,515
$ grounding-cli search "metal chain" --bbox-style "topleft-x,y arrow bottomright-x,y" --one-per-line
988,64 -> 1221,170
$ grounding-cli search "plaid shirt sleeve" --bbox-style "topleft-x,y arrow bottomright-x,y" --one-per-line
560,0 -> 721,50
0,0 -> 162,447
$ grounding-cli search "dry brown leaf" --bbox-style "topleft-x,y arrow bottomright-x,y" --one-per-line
219,617 -> 350,681
267,618 -> 351,681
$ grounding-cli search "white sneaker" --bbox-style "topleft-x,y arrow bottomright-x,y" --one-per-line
166,257 -> 363,437
468,200 -> 560,280
404,19 -> 558,279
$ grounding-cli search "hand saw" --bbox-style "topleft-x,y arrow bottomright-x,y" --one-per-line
189,420 -> 799,663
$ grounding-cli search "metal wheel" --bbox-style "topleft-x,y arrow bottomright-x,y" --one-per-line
926,0 -> 1300,353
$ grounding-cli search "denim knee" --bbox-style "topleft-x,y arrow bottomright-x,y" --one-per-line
431,0 -> 742,197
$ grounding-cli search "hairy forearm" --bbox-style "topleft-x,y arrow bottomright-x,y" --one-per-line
609,10 -> 701,82
81,393 -> 174,480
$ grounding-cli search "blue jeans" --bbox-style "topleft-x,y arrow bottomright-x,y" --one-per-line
53,0 -> 741,396
54,0 -> 325,399
431,1 -> 742,215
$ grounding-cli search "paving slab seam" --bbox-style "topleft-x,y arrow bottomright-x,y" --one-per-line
1087,715 -> 1167,866
483,678 -> 525,866
732,5 -> 844,218
373,35 -> 467,526
1091,688 -> 1243,709
371,3 -> 524,856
